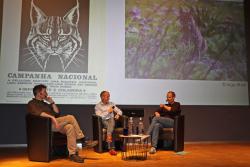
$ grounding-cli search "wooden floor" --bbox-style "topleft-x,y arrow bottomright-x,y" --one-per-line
1,143 -> 250,167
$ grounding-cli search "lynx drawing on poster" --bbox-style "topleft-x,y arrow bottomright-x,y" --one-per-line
19,0 -> 89,73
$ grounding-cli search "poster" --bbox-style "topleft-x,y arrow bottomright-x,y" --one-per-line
0,0 -> 105,104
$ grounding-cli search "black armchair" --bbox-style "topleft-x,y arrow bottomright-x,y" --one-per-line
92,115 -> 128,153
26,114 -> 68,162
149,115 -> 184,152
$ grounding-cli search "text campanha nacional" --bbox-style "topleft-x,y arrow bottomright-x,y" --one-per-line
7,73 -> 97,80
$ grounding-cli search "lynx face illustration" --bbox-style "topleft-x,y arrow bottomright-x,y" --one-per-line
26,0 -> 82,72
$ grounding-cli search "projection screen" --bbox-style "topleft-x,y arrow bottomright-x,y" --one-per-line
0,0 -> 248,105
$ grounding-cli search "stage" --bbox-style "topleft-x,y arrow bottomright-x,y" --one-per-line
0,142 -> 250,167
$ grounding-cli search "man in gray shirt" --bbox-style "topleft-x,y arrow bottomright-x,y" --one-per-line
95,91 -> 122,155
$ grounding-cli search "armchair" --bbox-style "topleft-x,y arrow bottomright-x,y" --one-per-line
149,115 -> 184,152
92,115 -> 128,153
26,114 -> 68,162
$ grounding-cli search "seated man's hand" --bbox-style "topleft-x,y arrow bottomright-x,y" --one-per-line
51,117 -> 60,129
154,112 -> 160,117
108,107 -> 113,113
160,104 -> 165,108
45,96 -> 54,104
114,114 -> 120,120
160,104 -> 171,111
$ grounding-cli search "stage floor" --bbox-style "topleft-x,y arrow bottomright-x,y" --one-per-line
0,143 -> 250,167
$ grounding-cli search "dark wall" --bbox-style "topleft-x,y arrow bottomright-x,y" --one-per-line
0,104 -> 250,144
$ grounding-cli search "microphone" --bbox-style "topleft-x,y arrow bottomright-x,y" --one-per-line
112,106 -> 116,114
112,106 -> 117,117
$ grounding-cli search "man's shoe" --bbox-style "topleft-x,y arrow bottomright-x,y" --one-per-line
69,154 -> 84,163
149,147 -> 156,154
83,140 -> 98,148
109,149 -> 117,156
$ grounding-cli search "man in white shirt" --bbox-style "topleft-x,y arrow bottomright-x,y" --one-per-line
95,91 -> 122,155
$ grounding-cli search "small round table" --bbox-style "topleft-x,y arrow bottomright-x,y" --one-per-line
119,134 -> 150,160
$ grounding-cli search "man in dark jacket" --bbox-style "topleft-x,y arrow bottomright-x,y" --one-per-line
147,91 -> 181,154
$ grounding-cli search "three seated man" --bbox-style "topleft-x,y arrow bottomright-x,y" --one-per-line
28,84 -> 181,163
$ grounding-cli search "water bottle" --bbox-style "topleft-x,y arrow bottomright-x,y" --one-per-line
128,117 -> 134,135
138,117 -> 144,135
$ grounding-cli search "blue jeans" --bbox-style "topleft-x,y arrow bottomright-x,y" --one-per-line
147,116 -> 174,148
